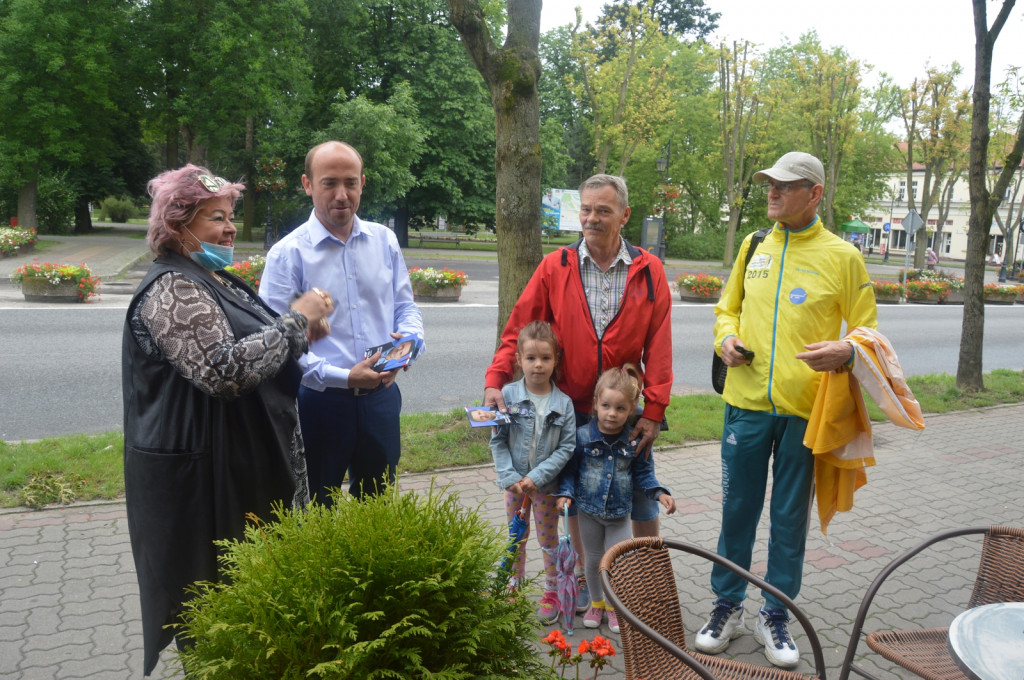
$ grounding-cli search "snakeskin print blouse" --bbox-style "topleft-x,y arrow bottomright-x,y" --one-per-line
129,271 -> 311,505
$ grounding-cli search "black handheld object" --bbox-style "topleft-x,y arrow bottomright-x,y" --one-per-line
737,346 -> 755,362
710,228 -> 771,394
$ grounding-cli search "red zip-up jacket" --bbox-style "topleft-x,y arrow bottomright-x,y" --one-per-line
485,239 -> 673,421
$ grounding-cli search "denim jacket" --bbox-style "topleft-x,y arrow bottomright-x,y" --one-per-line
489,379 -> 576,492
556,421 -> 670,520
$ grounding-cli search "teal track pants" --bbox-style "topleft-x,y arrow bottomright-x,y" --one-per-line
710,405 -> 815,613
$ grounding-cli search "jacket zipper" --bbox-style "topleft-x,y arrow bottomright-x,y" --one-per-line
576,258 -> 648,385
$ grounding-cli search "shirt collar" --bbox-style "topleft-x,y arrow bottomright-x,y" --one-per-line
578,236 -> 632,267
307,210 -> 364,246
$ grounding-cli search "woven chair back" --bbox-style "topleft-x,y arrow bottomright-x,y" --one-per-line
606,538 -> 689,680
967,525 -> 1024,607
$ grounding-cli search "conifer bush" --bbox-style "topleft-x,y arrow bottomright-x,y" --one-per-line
177,484 -> 551,679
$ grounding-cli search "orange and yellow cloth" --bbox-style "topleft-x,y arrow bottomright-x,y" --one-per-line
803,327 -> 925,534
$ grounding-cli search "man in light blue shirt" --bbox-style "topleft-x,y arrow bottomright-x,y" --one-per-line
259,141 -> 423,503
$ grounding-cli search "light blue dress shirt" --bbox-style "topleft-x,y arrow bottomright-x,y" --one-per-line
259,210 -> 424,390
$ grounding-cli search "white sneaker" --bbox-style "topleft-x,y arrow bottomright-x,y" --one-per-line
692,600 -> 744,654
753,608 -> 799,668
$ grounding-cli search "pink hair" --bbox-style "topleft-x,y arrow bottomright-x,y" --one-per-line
146,164 -> 244,255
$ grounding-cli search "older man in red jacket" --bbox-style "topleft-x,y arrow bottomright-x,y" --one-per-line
484,173 -> 673,615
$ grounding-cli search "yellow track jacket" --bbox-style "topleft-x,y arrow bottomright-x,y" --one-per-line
713,217 -> 878,418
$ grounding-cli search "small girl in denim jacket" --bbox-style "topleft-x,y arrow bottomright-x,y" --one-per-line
556,364 -> 676,633
489,320 -> 576,625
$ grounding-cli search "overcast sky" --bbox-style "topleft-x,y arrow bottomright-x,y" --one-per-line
540,1 -> 1024,89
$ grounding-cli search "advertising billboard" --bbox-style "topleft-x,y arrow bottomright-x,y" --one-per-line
542,189 -> 582,232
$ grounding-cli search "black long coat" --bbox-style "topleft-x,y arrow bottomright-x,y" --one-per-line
121,254 -> 301,675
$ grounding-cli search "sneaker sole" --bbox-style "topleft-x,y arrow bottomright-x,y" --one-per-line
692,626 -> 742,655
753,622 -> 799,669
583,618 -> 601,629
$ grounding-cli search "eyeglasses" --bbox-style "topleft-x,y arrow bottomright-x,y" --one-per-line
762,180 -> 813,194
196,174 -> 228,192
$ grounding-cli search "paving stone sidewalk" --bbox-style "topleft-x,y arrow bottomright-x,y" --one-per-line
2,404 -> 1022,679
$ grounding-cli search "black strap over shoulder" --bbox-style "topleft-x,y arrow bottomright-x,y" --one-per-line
740,227 -> 772,301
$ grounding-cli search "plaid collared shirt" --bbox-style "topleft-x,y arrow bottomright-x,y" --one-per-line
578,237 -> 632,339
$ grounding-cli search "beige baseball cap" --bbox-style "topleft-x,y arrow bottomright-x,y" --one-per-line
753,152 -> 825,186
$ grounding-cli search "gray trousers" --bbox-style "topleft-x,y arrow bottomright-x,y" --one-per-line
579,511 -> 631,606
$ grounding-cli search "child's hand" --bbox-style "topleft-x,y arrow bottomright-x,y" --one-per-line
660,494 -> 676,515
556,497 -> 571,512
506,482 -> 523,495
519,477 -> 538,496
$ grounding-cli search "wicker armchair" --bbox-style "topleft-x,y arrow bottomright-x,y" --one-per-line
839,525 -> 1024,680
599,537 -> 825,680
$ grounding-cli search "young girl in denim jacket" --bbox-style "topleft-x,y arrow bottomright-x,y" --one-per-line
490,320 -> 576,625
556,364 -> 676,633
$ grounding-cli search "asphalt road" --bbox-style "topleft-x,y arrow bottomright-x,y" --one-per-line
1,301 -> 1021,442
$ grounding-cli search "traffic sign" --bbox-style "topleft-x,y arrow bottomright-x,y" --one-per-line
902,210 -> 924,235
883,222 -> 891,233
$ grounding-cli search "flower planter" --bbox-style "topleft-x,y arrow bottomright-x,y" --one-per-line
906,293 -> 941,305
940,289 -> 965,305
874,293 -> 903,305
412,282 -> 462,302
984,294 -> 1017,305
674,274 -> 722,303
678,289 -> 720,303
19,276 -> 83,303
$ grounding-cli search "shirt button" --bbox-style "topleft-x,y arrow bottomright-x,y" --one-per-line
607,456 -> 613,461
351,304 -> 357,309
607,473 -> 612,478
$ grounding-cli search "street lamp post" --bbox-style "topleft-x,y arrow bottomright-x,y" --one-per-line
648,144 -> 670,262
1014,217 -> 1024,281
885,184 -> 903,263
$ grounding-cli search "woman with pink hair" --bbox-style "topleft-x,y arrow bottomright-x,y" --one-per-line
121,164 -> 333,675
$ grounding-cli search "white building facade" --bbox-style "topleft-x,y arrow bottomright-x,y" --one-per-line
859,169 -> 1024,266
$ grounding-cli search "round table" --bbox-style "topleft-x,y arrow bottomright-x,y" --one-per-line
947,602 -> 1024,680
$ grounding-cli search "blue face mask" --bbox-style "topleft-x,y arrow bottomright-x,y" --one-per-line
184,227 -> 234,271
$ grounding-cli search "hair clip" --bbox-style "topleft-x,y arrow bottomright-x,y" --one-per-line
197,174 -> 228,192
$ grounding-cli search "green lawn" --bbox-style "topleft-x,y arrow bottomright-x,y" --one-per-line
2,369 -> 1020,509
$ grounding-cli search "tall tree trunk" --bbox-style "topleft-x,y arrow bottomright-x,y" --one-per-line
74,198 -> 93,234
17,169 -> 38,231
718,41 -> 768,267
447,0 -> 543,345
165,126 -> 179,169
394,201 -> 410,249
242,116 -> 255,242
181,123 -> 206,165
958,0 -> 1016,391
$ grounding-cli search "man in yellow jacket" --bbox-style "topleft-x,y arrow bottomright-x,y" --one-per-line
693,152 -> 878,668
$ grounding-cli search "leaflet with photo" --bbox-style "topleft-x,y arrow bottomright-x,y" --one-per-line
464,406 -> 512,427
364,334 -> 421,372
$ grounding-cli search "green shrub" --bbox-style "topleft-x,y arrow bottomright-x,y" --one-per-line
667,228 -> 727,260
99,195 -> 137,223
36,172 -> 76,234
177,485 -> 551,679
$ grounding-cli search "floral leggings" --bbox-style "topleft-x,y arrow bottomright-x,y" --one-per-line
504,490 -> 561,590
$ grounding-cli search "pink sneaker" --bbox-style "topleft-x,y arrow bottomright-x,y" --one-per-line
583,605 -> 604,628
607,608 -> 620,633
537,591 -> 559,625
